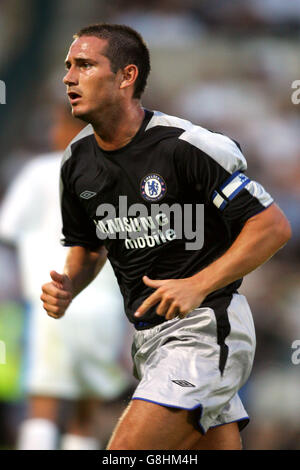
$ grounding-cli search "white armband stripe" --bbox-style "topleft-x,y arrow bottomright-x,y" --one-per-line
212,191 -> 228,211
220,171 -> 251,201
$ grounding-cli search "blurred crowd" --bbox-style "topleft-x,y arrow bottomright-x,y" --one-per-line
0,0 -> 299,450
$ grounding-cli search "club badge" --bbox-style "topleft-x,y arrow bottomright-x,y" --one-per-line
140,174 -> 167,202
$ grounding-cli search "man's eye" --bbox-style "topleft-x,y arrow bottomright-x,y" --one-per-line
82,63 -> 91,69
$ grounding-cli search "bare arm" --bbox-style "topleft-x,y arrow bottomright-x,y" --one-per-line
135,204 -> 292,320
191,203 -> 292,298
63,245 -> 107,298
41,245 -> 107,319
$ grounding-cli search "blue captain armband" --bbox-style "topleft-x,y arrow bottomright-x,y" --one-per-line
212,171 -> 251,211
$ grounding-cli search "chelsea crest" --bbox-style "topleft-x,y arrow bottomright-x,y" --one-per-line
140,173 -> 167,202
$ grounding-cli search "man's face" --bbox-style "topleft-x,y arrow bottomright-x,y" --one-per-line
63,36 -> 120,121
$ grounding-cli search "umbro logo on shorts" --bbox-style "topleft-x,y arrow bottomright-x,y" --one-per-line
171,380 -> 196,388
80,191 -> 97,199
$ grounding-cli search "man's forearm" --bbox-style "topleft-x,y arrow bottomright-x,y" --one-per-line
192,203 -> 291,298
63,245 -> 107,298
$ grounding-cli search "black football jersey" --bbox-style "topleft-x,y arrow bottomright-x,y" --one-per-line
60,109 -> 274,329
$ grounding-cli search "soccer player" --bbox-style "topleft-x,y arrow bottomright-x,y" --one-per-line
41,24 -> 291,450
0,104 -> 129,450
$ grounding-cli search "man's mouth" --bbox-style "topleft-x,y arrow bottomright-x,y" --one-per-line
68,91 -> 82,104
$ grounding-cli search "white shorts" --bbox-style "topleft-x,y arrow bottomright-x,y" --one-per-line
24,290 -> 131,400
131,293 -> 256,433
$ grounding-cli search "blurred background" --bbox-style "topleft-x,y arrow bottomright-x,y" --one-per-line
0,0 -> 299,450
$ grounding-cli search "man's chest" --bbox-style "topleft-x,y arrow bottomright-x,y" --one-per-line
73,151 -> 188,219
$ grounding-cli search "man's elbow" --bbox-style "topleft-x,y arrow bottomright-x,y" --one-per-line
273,214 -> 292,248
252,203 -> 292,249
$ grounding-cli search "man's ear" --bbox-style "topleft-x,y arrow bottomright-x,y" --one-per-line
119,64 -> 139,91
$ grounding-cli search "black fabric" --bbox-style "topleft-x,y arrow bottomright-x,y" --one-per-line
60,109 -> 270,329
207,295 -> 233,375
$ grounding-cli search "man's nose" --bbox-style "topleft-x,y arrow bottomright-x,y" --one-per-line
63,67 -> 78,85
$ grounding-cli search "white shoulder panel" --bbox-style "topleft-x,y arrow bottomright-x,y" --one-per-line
61,124 -> 94,166
145,110 -> 194,133
179,126 -> 247,174
146,110 -> 247,174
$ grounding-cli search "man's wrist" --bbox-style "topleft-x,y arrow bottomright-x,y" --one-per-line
189,272 -> 212,299
62,272 -> 76,299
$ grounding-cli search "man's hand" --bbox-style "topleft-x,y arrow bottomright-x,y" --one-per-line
134,276 -> 206,321
41,245 -> 107,320
41,270 -> 73,319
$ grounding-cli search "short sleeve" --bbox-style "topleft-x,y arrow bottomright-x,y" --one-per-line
60,166 -> 103,250
175,127 -> 274,227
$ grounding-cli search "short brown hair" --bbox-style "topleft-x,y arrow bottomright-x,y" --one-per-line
74,23 -> 151,99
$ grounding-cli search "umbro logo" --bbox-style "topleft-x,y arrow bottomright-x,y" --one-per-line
80,191 -> 97,200
171,380 -> 196,388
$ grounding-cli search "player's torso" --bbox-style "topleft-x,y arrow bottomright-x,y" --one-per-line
69,121 -> 210,263
66,118 -> 232,327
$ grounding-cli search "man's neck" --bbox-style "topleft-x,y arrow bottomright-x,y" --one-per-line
92,102 -> 145,151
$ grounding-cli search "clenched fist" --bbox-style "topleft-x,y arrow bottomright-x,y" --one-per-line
41,270 -> 73,319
